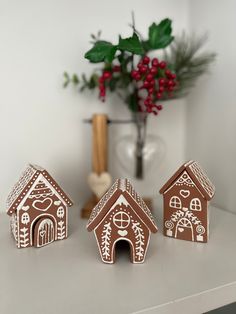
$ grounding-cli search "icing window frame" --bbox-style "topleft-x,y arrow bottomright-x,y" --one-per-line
113,211 -> 130,229
169,196 -> 182,209
190,198 -> 202,211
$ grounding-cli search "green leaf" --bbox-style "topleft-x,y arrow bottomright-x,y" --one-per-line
148,18 -> 174,49
84,41 -> 117,63
72,74 -> 79,85
63,72 -> 70,88
118,33 -> 144,55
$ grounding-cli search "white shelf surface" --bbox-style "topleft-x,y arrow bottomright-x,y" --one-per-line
1,205 -> 236,314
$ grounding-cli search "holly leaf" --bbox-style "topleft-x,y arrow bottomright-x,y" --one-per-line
84,41 -> 117,63
118,33 -> 144,55
148,18 -> 174,49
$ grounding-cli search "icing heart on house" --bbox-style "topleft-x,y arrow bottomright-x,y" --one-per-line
118,230 -> 128,237
180,190 -> 190,198
54,200 -> 61,206
87,172 -> 112,198
22,205 -> 29,211
178,227 -> 184,232
33,198 -> 53,211
40,230 -> 46,237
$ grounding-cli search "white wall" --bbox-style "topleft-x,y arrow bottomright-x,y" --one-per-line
187,0 -> 236,213
0,0 -> 189,211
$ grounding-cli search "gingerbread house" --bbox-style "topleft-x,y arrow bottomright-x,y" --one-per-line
159,161 -> 215,243
6,164 -> 73,248
87,178 -> 158,264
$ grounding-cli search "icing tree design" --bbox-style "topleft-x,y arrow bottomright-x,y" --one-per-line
101,222 -> 112,260
6,164 -> 73,248
57,221 -> 66,240
132,222 -> 145,261
160,160 -> 215,243
19,227 -> 29,248
87,179 -> 158,264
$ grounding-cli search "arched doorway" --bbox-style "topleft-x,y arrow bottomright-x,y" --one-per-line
175,218 -> 194,241
112,239 -> 134,262
33,217 -> 55,247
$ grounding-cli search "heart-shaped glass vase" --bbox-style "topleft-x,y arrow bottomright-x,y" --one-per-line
115,134 -> 165,179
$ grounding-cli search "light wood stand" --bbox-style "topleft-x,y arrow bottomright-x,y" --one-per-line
80,114 -> 153,219
81,114 -> 108,218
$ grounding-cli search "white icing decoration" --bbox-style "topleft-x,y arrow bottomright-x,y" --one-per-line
37,218 -> 54,247
57,220 -> 65,239
132,222 -> 145,261
180,189 -> 190,198
57,206 -> 65,218
190,198 -> 202,211
32,197 -> 52,211
19,227 -> 29,248
101,222 -> 112,260
113,211 -> 130,229
169,196 -> 182,208
21,212 -> 30,225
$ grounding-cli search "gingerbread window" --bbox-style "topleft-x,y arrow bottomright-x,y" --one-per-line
113,211 -> 130,229
21,212 -> 30,225
169,196 -> 182,209
190,198 -> 202,211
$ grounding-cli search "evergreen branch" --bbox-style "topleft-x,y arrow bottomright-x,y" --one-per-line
164,32 -> 216,98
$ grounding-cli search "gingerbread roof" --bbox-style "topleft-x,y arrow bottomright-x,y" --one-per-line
159,160 -> 215,201
6,164 -> 73,215
87,178 -> 158,233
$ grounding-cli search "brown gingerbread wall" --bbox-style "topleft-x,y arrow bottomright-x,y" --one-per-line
94,203 -> 150,263
163,180 -> 208,242
15,181 -> 67,248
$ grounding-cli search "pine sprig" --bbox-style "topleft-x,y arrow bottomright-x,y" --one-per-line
164,33 -> 216,98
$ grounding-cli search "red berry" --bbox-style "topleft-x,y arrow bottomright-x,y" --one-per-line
140,66 -> 148,74
159,61 -> 167,69
135,73 -> 141,81
113,65 -> 121,72
137,62 -> 143,68
103,71 -> 112,79
144,99 -> 150,106
99,77 -> 104,83
167,86 -> 174,92
152,58 -> 159,67
156,92 -> 162,99
150,67 -> 158,75
167,80 -> 174,87
149,79 -> 155,87
143,81 -> 150,89
146,74 -> 154,82
159,86 -> 164,93
158,78 -> 165,86
157,105 -> 163,110
131,70 -> 138,78
165,69 -> 172,77
142,56 -> 150,65
171,73 -> 176,79
148,87 -> 154,94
